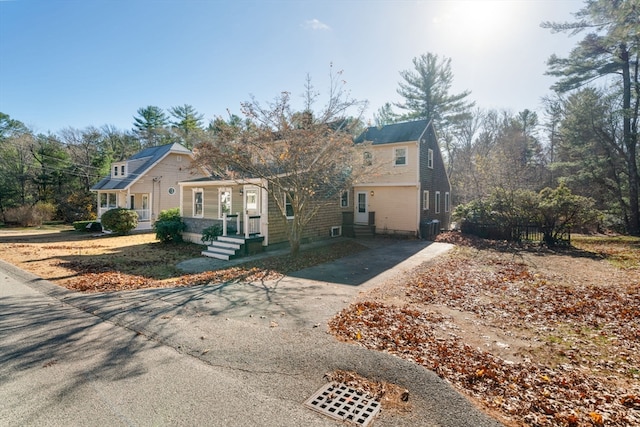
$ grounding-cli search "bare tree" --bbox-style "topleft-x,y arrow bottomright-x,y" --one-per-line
193,67 -> 368,256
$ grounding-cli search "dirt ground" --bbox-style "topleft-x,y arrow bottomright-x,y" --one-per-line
360,247 -> 638,365
329,234 -> 639,426
0,228 -> 163,287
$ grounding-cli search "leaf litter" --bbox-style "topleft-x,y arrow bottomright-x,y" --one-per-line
329,232 -> 639,427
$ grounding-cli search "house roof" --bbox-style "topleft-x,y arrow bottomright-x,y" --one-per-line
354,119 -> 430,145
91,142 -> 192,191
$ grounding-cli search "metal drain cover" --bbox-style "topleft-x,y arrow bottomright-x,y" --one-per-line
304,382 -> 381,426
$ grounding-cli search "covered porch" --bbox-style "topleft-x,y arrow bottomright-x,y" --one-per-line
179,179 -> 269,256
96,190 -> 152,230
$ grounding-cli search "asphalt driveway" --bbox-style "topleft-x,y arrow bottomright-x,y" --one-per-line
1,238 -> 504,426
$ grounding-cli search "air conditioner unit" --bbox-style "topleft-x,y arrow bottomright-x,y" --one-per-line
331,226 -> 342,237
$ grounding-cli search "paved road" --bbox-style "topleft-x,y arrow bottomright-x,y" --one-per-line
0,239 -> 504,427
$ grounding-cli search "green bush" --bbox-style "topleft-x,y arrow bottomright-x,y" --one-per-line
153,208 -> 185,243
101,208 -> 138,235
72,220 -> 103,232
455,184 -> 598,246
201,224 -> 223,244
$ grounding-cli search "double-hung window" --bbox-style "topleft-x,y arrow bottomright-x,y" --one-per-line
423,190 -> 429,211
435,191 -> 441,214
218,188 -> 231,218
340,191 -> 349,208
363,151 -> 373,166
428,149 -> 434,169
284,192 -> 294,218
445,192 -> 450,213
394,147 -> 407,166
193,188 -> 204,217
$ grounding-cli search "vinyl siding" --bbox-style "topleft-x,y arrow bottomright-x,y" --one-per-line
127,153 -> 205,219
418,125 -> 451,229
356,185 -> 418,235
359,142 -> 419,185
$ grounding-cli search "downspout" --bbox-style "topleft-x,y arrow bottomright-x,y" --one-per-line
152,176 -> 162,222
416,140 -> 421,237
261,180 -> 269,246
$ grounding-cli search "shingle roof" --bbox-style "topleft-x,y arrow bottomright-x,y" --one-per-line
91,143 -> 192,191
354,119 -> 430,144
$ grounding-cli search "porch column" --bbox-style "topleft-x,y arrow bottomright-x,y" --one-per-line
222,213 -> 228,237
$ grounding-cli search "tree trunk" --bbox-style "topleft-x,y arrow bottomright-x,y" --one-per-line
620,45 -> 640,235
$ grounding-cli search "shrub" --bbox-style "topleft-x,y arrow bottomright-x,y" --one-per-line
73,220 -> 103,232
101,208 -> 138,235
59,192 -> 96,223
4,202 -> 56,227
34,201 -> 57,222
456,184 -> 598,246
201,224 -> 223,244
153,208 -> 185,243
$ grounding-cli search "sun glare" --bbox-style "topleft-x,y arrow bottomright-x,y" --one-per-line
432,1 -> 522,49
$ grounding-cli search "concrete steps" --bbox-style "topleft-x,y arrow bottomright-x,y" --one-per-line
201,236 -> 245,260
353,224 -> 375,238
201,235 -> 264,260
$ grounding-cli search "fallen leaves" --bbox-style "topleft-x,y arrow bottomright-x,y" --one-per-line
61,239 -> 368,293
324,370 -> 411,412
330,234 -> 640,427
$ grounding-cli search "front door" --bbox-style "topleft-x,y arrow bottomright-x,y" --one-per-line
244,186 -> 259,215
141,195 -> 149,220
355,191 -> 368,224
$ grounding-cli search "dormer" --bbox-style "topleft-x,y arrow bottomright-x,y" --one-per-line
112,162 -> 127,178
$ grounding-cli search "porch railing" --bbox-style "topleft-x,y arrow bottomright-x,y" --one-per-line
134,209 -> 150,221
222,212 -> 261,238
222,213 -> 241,237
245,215 -> 261,237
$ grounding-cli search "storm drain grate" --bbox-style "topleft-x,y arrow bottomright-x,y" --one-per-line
304,382 -> 381,426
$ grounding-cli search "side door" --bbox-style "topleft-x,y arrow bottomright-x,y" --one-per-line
355,191 -> 368,224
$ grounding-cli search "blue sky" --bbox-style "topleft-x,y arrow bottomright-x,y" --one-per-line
0,0 -> 584,134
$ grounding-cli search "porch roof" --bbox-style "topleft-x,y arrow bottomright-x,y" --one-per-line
178,176 -> 263,187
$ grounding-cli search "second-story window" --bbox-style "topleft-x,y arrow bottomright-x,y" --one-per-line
120,165 -> 125,176
363,151 -> 372,166
113,166 -> 118,176
394,147 -> 407,166
428,149 -> 434,169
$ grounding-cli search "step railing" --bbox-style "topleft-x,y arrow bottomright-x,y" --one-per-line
222,212 -> 261,238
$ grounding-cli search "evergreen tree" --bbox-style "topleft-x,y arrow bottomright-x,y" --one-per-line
395,53 -> 474,129
543,0 -> 640,235
133,106 -> 171,147
373,102 -> 400,126
169,104 -> 204,149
